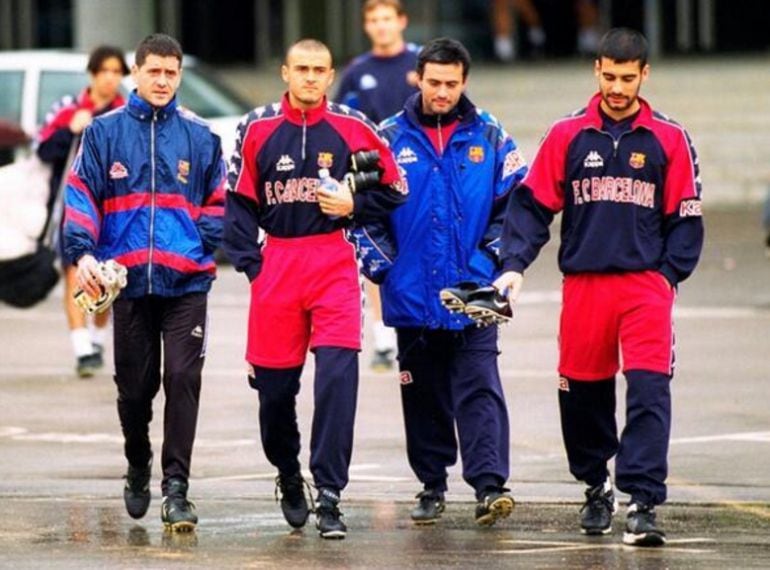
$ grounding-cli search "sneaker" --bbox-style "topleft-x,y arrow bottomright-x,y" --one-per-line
623,503 -> 666,547
464,289 -> 513,326
76,352 -> 102,378
410,489 -> 445,525
315,488 -> 347,539
161,478 -> 198,533
474,488 -> 515,526
580,478 -> 618,535
439,281 -> 482,313
370,349 -> 394,372
275,472 -> 311,528
123,454 -> 152,519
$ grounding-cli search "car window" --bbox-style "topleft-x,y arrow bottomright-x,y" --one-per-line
177,67 -> 249,118
0,71 -> 24,123
37,70 -> 89,126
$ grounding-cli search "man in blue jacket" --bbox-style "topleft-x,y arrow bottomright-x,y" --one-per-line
63,34 -> 225,532
355,37 -> 527,526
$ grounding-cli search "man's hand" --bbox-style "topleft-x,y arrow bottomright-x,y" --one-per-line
69,109 -> 93,134
76,254 -> 102,298
493,271 -> 524,309
317,178 -> 354,218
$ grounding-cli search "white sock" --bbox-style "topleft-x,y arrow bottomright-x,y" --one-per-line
528,26 -> 546,47
373,320 -> 396,353
89,325 -> 108,348
494,36 -> 515,61
71,328 -> 94,357
578,27 -> 599,55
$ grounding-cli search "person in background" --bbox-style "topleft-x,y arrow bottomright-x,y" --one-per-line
335,0 -> 420,371
37,45 -> 129,378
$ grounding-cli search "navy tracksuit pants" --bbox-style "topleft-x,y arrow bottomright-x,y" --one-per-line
112,293 -> 208,494
559,370 -> 672,505
396,325 -> 510,498
248,347 -> 358,495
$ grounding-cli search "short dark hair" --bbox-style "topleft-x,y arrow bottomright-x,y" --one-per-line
134,33 -> 183,68
416,37 -> 471,79
597,28 -> 649,68
87,45 -> 129,76
362,0 -> 406,17
285,38 -> 333,66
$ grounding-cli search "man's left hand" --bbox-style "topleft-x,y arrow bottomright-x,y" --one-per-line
317,178 -> 354,218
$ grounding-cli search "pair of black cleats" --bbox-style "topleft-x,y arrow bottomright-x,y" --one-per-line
439,282 -> 512,327
580,479 -> 666,546
275,473 -> 346,539
409,488 -> 514,527
123,454 -> 197,532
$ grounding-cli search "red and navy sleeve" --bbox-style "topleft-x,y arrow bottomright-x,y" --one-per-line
62,124 -> 105,264
657,124 -> 704,286
500,122 -> 571,273
197,132 -> 226,254
223,111 -> 266,281
36,95 -> 77,165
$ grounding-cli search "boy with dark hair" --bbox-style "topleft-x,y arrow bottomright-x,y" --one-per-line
495,27 -> 703,546
64,33 -> 225,532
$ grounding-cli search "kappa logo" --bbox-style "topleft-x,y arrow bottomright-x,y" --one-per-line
177,159 -> 190,184
502,149 -> 526,178
109,161 -> 128,179
558,376 -> 570,392
276,154 -> 295,172
399,370 -> 413,385
191,325 -> 204,339
583,150 -> 604,168
396,146 -> 418,164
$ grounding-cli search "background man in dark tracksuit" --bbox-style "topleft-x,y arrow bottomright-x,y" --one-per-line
495,28 -> 704,547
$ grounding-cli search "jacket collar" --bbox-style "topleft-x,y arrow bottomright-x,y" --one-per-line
280,93 -> 328,126
584,92 -> 654,130
404,92 -> 476,129
126,90 -> 178,122
75,88 -> 126,112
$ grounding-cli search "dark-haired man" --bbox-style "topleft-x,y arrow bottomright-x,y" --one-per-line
63,33 -> 225,532
355,37 -> 527,527
495,28 -> 703,546
37,45 -> 129,378
223,38 -> 405,539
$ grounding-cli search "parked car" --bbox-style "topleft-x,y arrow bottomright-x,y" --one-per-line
0,49 -> 250,162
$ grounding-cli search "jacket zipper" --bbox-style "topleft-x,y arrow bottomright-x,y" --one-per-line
301,111 -> 307,160
147,110 -> 158,294
437,115 -> 444,154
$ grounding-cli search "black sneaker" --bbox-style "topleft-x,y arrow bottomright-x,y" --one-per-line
315,488 -> 347,539
464,289 -> 513,326
161,478 -> 198,533
410,489 -> 445,525
370,349 -> 394,372
580,479 -> 617,535
76,352 -> 102,378
123,454 -> 152,519
439,281 -> 482,313
474,488 -> 515,526
275,472 -> 311,528
623,503 -> 666,547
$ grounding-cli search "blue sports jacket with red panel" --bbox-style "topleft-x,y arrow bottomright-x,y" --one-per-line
500,93 -> 703,286
223,94 -> 406,282
62,91 -> 226,298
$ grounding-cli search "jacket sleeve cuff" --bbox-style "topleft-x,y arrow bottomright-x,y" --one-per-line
658,264 -> 679,288
245,263 -> 261,283
501,258 -> 526,274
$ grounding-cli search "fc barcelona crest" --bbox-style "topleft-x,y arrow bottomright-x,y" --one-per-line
629,152 -> 646,169
317,152 -> 334,168
177,159 -> 190,184
468,146 -> 484,163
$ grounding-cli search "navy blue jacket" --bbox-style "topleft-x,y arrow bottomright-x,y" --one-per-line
354,93 -> 528,329
63,91 -> 226,298
334,44 -> 420,123
224,94 -> 406,281
501,94 -> 703,287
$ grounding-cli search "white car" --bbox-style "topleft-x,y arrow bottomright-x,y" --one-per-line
0,50 -> 249,160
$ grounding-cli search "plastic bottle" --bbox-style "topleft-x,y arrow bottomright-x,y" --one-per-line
318,168 -> 339,219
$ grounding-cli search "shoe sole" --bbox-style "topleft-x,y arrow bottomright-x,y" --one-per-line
475,496 -> 515,527
411,506 -> 445,526
463,305 -> 512,326
164,521 -> 197,533
439,290 -> 468,313
319,529 -> 346,539
78,368 -> 96,378
622,531 -> 666,547
581,525 -> 613,535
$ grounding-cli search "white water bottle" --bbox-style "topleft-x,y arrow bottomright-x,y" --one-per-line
318,168 -> 339,219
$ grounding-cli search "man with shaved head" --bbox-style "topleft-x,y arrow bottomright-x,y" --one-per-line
224,38 -> 406,539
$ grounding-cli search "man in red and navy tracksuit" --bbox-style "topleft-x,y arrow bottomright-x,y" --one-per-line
495,28 -> 703,547
223,39 -> 405,539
